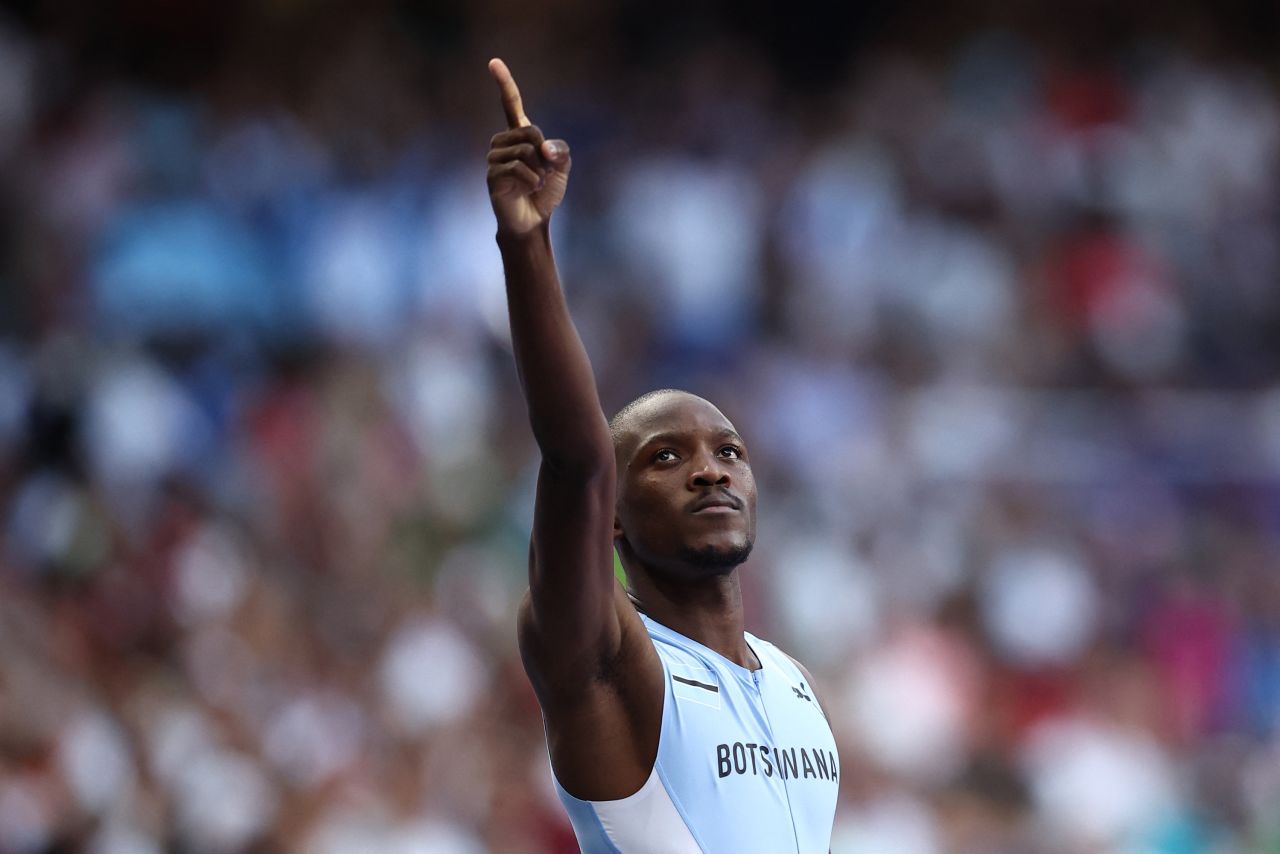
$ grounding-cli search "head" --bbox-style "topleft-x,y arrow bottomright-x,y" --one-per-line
609,389 -> 757,580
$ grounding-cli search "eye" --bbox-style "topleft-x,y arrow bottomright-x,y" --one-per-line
719,445 -> 742,460
653,449 -> 679,463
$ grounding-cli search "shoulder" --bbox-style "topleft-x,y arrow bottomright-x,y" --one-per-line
781,650 -> 833,720
517,584 -> 667,801
756,636 -> 828,711
783,651 -> 819,689
517,583 -> 662,699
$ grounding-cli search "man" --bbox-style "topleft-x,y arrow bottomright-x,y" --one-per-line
486,58 -> 839,852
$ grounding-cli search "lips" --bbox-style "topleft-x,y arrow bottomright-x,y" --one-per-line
689,493 -> 743,514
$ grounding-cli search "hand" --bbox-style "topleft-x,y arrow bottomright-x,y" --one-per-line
487,58 -> 572,238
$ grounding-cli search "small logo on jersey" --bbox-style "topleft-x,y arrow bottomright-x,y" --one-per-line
673,675 -> 718,693
792,682 -> 811,702
671,665 -> 720,710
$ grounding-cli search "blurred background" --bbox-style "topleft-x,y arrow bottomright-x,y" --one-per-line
0,0 -> 1278,851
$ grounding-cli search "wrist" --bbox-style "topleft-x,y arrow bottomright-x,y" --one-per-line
496,220 -> 551,247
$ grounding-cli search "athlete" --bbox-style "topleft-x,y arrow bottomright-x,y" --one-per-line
486,58 -> 839,852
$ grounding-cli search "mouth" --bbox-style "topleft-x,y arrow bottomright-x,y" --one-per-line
689,494 -> 743,515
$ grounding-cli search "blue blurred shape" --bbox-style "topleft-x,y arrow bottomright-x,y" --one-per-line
92,198 -> 277,336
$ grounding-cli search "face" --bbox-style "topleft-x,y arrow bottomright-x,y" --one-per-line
614,393 -> 757,577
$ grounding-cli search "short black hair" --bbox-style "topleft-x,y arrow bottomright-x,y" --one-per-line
608,388 -> 690,445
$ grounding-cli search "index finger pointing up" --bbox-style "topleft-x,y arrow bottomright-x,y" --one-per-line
488,58 -> 531,129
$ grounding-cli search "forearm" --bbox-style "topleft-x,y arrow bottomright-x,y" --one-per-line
499,225 -> 611,470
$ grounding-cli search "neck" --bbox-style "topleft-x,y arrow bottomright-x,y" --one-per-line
627,565 -> 759,671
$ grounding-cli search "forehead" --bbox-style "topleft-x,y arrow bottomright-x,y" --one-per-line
619,394 -> 739,458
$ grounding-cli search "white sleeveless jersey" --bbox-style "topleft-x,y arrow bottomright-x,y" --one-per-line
552,614 -> 839,853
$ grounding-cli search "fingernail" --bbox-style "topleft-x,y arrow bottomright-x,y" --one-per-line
544,141 -> 567,159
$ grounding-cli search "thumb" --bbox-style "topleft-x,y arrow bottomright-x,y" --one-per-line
541,139 -> 571,169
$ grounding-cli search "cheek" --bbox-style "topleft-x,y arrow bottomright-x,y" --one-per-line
633,471 -> 677,502
743,481 -> 759,528
620,478 -> 678,529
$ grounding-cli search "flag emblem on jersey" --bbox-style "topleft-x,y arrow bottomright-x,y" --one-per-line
670,665 -> 720,710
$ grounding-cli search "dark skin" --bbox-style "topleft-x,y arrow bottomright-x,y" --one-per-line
487,59 -> 822,803
611,393 -> 760,662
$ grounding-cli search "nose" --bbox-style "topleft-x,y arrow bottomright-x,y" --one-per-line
688,451 -> 731,489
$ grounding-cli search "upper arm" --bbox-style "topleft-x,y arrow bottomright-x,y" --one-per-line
518,458 -> 624,690
516,461 -> 666,800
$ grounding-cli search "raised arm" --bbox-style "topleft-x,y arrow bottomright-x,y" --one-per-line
486,59 -> 622,685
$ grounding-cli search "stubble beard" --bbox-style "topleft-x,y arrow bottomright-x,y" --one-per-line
679,538 -> 754,572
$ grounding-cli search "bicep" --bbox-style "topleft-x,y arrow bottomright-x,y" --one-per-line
521,461 -> 622,679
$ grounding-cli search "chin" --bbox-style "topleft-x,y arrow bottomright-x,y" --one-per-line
679,539 -> 754,571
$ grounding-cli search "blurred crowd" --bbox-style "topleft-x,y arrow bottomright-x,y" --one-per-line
0,2 -> 1279,852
